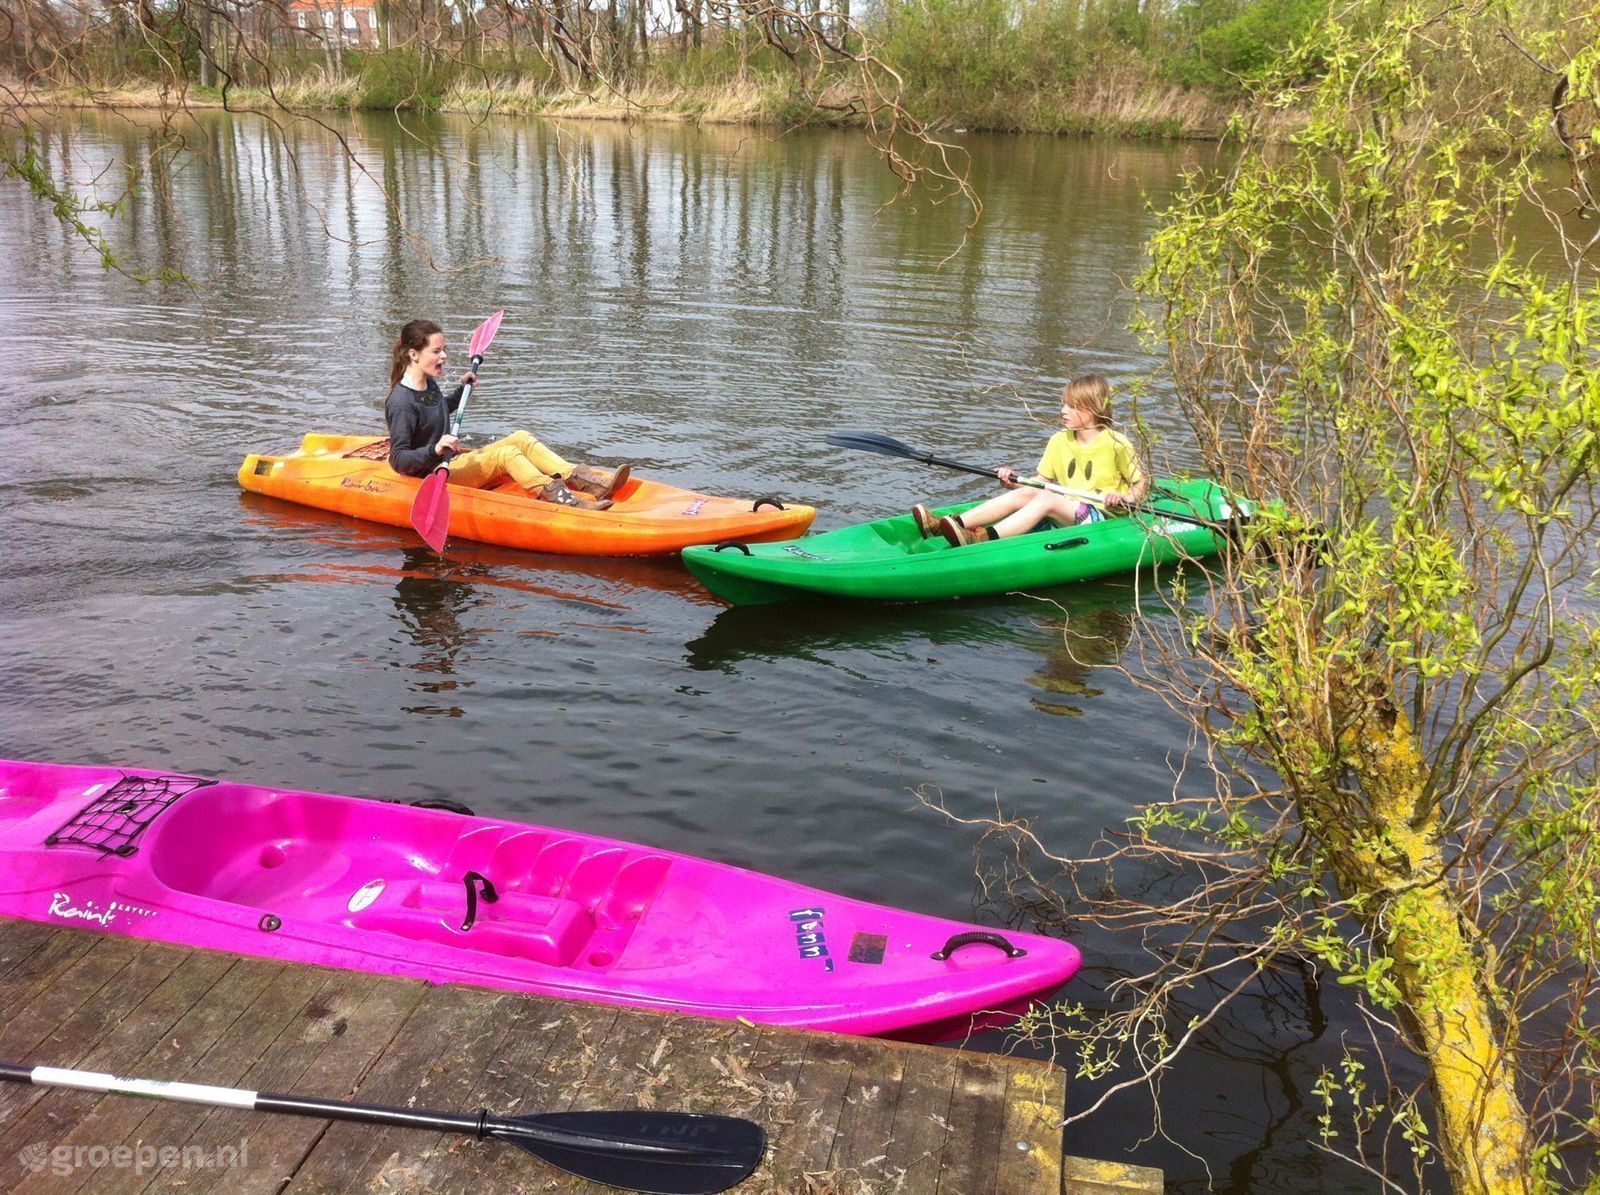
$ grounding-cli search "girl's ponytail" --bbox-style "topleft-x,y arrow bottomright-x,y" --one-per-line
389,319 -> 443,388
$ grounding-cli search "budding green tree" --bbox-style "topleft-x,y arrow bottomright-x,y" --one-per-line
1009,4 -> 1599,1191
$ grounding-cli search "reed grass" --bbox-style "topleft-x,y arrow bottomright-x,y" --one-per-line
15,68 -> 1240,139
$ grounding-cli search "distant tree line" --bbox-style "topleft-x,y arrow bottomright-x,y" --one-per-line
0,0 -> 1331,118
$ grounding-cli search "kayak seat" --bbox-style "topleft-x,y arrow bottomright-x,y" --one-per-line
353,880 -> 593,966
512,845 -> 671,923
341,438 -> 391,460
873,508 -> 971,554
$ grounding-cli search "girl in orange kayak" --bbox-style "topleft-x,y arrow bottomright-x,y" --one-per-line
383,318 -> 629,510
911,374 -> 1147,546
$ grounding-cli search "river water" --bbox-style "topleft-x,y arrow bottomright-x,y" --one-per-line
1,109 -> 1414,1189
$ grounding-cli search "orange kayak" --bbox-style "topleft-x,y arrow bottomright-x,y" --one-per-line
238,434 -> 815,556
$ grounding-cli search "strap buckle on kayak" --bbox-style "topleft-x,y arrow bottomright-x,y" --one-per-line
712,541 -> 752,555
752,496 -> 787,511
930,931 -> 1028,960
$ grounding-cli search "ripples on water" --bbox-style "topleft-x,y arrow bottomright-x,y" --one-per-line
0,111 -> 1405,1189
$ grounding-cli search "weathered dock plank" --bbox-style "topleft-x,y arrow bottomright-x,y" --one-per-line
883,1043 -> 960,1188
282,982 -> 516,1192
998,1065 -> 1066,1194
30,955 -> 286,1195
140,966 -> 419,1195
1063,1156 -> 1169,1194
0,918 -> 1162,1194
935,1052 -> 1010,1193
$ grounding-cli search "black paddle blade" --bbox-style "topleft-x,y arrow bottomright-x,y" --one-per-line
494,1110 -> 765,1194
824,430 -> 922,459
826,431 -> 1001,483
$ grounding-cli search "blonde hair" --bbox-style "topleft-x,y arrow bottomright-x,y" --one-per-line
1061,375 -> 1112,427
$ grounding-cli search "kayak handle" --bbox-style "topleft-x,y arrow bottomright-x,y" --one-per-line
461,871 -> 499,932
1044,537 -> 1090,551
752,496 -> 787,511
930,931 -> 1028,961
712,541 -> 751,555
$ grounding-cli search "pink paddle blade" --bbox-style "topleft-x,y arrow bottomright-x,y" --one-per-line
409,466 -> 450,552
408,310 -> 501,552
468,309 -> 504,360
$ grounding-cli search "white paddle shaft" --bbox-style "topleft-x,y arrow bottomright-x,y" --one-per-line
31,1066 -> 256,1109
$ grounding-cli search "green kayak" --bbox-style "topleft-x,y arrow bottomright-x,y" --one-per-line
681,477 -> 1242,605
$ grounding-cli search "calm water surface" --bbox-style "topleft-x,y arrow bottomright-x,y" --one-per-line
0,110 -> 1408,1189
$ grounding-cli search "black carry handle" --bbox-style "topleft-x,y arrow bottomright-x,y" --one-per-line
461,870 -> 499,931
930,931 -> 1028,960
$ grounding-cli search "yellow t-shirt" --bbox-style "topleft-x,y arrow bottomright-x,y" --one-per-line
1036,429 -> 1143,498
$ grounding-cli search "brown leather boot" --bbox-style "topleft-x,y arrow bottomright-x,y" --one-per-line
537,480 -> 613,511
565,463 -> 631,501
938,515 -> 982,547
911,504 -> 940,538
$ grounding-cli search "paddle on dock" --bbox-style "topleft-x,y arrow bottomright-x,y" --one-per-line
0,1059 -> 764,1194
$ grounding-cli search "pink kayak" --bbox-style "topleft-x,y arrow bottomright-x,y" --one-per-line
0,761 -> 1080,1042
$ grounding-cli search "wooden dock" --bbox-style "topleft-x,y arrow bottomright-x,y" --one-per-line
0,918 -> 1160,1193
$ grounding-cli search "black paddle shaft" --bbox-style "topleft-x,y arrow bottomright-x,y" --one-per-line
256,1091 -> 483,1135
255,1092 -> 739,1158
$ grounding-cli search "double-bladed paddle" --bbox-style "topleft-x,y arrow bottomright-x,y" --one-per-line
409,308 -> 507,553
0,1060 -> 764,1194
825,430 -> 1243,532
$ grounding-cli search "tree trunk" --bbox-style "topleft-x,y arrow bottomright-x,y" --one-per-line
1319,691 -> 1533,1192
456,0 -> 475,65
18,0 -> 36,74
321,5 -> 337,75
199,4 -> 214,86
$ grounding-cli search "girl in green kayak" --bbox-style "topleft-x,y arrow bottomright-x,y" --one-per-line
383,318 -> 630,510
911,375 -> 1147,546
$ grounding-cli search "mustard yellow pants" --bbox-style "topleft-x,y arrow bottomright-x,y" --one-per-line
447,432 -> 573,491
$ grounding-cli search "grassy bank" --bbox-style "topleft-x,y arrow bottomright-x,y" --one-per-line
25,68 -> 1237,141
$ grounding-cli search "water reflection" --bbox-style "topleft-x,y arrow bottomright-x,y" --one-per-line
388,547 -> 487,707
685,584 -> 1139,719
11,107 -> 1224,487
1025,602 -> 1134,717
